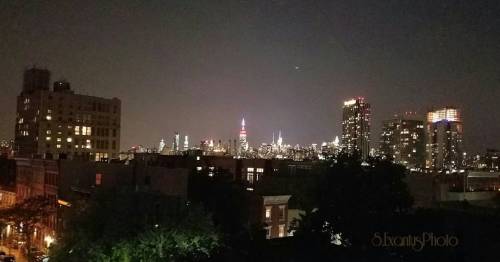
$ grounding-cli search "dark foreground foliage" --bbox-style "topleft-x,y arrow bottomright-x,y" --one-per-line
49,190 -> 220,262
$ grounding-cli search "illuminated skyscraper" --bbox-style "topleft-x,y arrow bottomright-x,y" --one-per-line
379,112 -> 425,169
158,139 -> 166,152
341,97 -> 371,159
238,118 -> 248,156
183,135 -> 189,151
172,132 -> 180,152
425,107 -> 464,171
277,130 -> 283,148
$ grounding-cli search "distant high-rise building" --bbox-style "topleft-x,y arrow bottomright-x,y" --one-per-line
277,130 -> 283,148
379,112 -> 425,169
425,107 -> 464,171
172,132 -> 180,152
238,118 -> 248,156
341,97 -> 371,159
183,135 -> 189,151
158,139 -> 166,152
233,139 -> 237,156
15,67 -> 121,160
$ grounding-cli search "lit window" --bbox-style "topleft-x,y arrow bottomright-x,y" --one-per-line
46,137 -> 51,141
56,144 -> 61,148
46,115 -> 52,120
95,173 -> 102,185
247,173 -> 254,184
247,167 -> 254,172
67,137 -> 72,143
278,225 -> 286,238
46,130 -> 51,135
18,118 -> 23,124
256,168 -> 264,173
196,166 -> 202,171
265,206 -> 272,220
86,139 -> 91,149
82,126 -> 92,136
75,145 -> 79,148
196,156 -> 200,161
57,138 -> 61,142
74,126 -> 80,135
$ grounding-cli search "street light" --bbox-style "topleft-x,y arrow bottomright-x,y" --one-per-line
44,235 -> 54,248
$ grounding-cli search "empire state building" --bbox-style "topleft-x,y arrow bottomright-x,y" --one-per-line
238,118 -> 249,156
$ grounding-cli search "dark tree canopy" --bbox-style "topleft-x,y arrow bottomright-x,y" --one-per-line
49,190 -> 220,262
291,154 -> 414,258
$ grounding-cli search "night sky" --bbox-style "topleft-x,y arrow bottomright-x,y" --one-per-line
1,0 -> 499,153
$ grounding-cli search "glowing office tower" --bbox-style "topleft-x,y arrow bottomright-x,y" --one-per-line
277,130 -> 283,148
158,139 -> 166,152
238,118 -> 248,156
333,136 -> 340,147
425,107 -> 464,171
172,132 -> 180,152
341,97 -> 371,159
183,135 -> 189,151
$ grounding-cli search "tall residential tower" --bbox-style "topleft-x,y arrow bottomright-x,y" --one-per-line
425,107 -> 464,171
341,97 -> 371,159
379,112 -> 426,169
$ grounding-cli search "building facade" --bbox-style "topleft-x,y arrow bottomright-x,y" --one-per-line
379,113 -> 426,170
341,97 -> 371,159
12,157 -> 189,253
15,67 -> 121,161
262,195 -> 291,239
425,107 -> 464,171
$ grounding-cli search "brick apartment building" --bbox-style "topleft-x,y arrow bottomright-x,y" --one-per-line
15,67 -> 121,161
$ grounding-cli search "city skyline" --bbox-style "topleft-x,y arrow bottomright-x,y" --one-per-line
1,1 -> 499,153
0,65 -> 490,155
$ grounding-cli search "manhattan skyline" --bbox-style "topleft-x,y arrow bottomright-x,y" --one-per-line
1,0 -> 499,153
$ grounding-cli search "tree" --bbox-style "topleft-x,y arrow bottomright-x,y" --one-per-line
0,196 -> 53,261
187,168 -> 264,259
292,154 -> 413,259
49,190 -> 220,262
